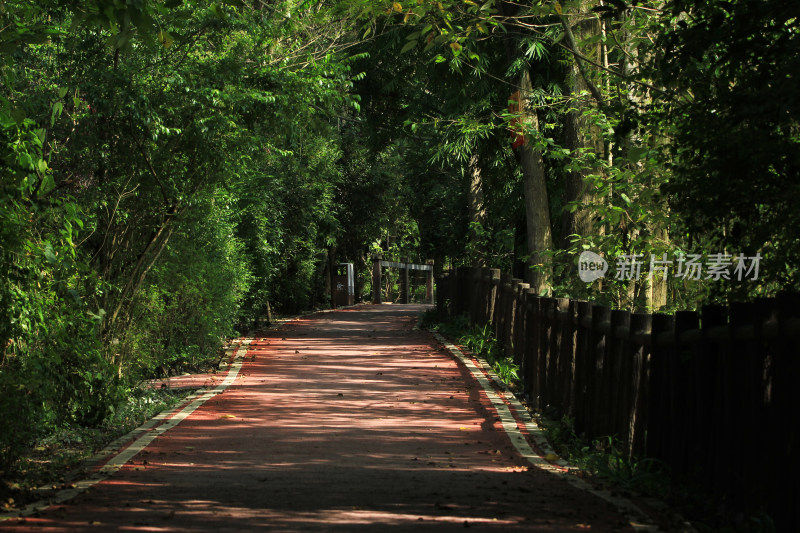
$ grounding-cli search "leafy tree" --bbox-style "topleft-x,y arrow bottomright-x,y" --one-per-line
1,0 -> 370,468
655,0 -> 800,295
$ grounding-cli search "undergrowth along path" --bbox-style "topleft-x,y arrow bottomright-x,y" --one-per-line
1,304 -> 645,532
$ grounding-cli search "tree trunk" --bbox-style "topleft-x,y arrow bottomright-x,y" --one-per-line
497,1 -> 553,295
646,225 -> 669,311
467,152 -> 487,267
561,3 -> 603,249
107,203 -> 179,332
518,70 -> 553,295
326,246 -> 336,308
620,19 -> 669,311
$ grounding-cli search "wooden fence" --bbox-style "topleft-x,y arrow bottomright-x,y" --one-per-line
436,266 -> 799,531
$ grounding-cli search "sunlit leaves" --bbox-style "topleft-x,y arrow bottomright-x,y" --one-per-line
0,0 -> 377,467
157,29 -> 174,48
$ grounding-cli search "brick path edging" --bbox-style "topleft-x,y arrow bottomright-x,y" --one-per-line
430,330 -> 692,533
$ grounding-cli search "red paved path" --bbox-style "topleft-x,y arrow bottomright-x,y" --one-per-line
1,304 -> 636,532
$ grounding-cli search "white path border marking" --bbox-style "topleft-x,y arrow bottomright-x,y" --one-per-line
432,331 -> 665,532
1,339 -> 252,521
1,306 -> 360,521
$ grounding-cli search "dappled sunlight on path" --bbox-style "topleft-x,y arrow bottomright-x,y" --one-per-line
1,304 -> 636,532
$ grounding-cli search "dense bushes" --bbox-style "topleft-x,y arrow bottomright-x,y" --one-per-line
0,1 -> 366,469
120,193 -> 253,379
0,174 -> 118,467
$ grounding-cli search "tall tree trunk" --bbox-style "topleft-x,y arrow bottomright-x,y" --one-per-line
518,70 -> 553,295
561,3 -> 603,250
326,246 -> 336,308
645,225 -> 669,311
467,152 -> 487,267
497,1 -> 553,294
620,18 -> 668,311
107,203 -> 179,332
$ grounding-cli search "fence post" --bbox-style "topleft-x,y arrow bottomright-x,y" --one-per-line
587,304 -> 610,441
540,297 -> 557,411
702,304 -> 729,498
524,291 -> 541,408
492,272 -> 504,341
573,301 -> 592,437
451,266 -> 466,316
627,313 -> 651,458
683,310 -> 710,489
608,309 -> 631,451
549,298 -> 570,418
773,293 -> 800,532
505,279 -> 522,356
435,271 -> 449,317
558,300 -> 579,418
514,282 -> 530,366
487,269 -> 501,328
682,305 -> 720,496
727,302 -> 768,513
754,298 -> 779,515
495,272 -> 510,345
371,255 -> 382,304
478,268 -> 490,325
469,267 -> 482,325
666,311 -> 698,481
449,268 -> 460,316
425,259 -> 434,304
502,277 -> 515,355
646,313 -> 674,462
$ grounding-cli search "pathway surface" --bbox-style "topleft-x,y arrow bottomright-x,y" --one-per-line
1,304 -> 638,532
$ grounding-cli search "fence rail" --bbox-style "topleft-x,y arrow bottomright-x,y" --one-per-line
436,266 -> 799,531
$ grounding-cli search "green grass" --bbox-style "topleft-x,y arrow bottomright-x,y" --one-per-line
422,311 -> 521,390
543,416 -> 670,498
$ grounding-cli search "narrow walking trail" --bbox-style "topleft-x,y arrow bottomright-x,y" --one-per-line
2,304 -> 637,532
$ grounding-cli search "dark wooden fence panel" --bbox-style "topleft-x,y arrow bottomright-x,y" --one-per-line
607,309 -> 630,445
588,305 -> 611,441
561,301 -> 579,418
525,294 -> 541,408
647,313 -> 675,463
573,301 -> 592,438
434,267 -> 799,531
513,282 -> 529,366
672,311 -> 699,481
627,313 -> 650,457
774,293 -> 800,530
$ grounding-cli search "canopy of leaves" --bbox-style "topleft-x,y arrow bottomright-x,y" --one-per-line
1,0 -> 797,482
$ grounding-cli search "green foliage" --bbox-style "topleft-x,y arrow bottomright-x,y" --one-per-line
103,386 -> 193,435
373,0 -> 800,312
654,0 -> 800,296
585,436 -> 668,496
5,385 -> 191,497
434,312 -> 469,337
459,323 -> 500,361
1,0 -> 798,509
121,191 -> 252,378
432,314 -> 520,387
544,416 -> 670,499
0,0 -> 373,468
0,97 -> 117,466
417,307 -> 441,330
